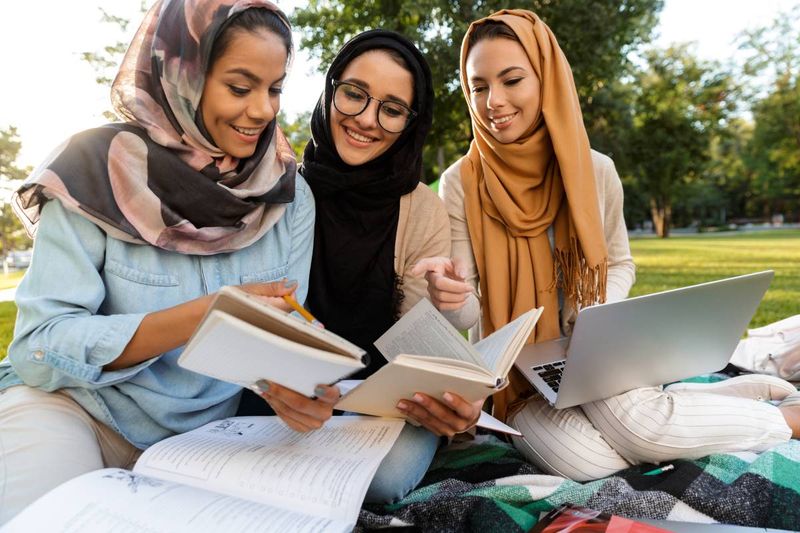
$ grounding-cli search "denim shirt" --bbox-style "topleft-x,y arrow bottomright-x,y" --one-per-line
0,175 -> 315,449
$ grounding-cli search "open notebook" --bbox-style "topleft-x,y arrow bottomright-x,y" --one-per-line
178,286 -> 366,398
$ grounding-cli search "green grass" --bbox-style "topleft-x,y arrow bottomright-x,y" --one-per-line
0,230 -> 798,359
0,270 -> 24,290
629,230 -> 800,328
0,301 -> 16,359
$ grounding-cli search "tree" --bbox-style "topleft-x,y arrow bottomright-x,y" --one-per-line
293,0 -> 663,181
627,45 -> 735,237
81,3 -> 146,120
737,7 -> 800,221
278,111 -> 312,160
0,126 -> 32,255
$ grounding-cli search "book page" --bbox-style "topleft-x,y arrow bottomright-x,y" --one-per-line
374,298 -> 483,367
132,416 -> 404,525
473,308 -> 540,374
213,287 -> 365,358
1,469 -> 352,533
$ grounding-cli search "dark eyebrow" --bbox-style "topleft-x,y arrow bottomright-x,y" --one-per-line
469,66 -> 526,84
342,77 -> 412,108
498,66 -> 526,77
225,68 -> 287,85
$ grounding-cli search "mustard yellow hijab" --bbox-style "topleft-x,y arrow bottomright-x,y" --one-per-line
459,10 -> 608,419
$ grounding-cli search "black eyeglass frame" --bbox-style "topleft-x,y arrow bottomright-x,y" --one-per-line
330,79 -> 417,133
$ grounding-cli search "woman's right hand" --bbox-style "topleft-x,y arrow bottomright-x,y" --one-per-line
411,257 -> 474,311
238,279 -> 298,313
255,381 -> 340,432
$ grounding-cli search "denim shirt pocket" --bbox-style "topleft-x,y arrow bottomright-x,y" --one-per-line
240,263 -> 289,284
105,259 -> 180,287
102,258 -> 182,315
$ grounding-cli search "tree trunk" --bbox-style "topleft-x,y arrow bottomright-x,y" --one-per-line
437,146 -> 445,177
650,198 -> 671,238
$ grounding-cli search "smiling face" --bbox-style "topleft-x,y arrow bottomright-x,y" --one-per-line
465,37 -> 541,144
329,50 -> 414,166
200,29 -> 288,158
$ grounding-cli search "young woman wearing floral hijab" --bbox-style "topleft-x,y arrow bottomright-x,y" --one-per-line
0,0 -> 314,523
423,9 -> 800,481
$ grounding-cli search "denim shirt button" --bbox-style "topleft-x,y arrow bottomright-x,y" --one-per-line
32,350 -> 44,361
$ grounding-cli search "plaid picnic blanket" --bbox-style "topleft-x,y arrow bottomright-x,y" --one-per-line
357,434 -> 800,532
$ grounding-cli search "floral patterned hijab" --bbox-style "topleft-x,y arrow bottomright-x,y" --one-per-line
12,0 -> 296,254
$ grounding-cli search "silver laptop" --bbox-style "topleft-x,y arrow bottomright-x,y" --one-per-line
515,271 -> 774,409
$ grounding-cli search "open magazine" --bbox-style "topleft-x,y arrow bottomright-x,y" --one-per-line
2,416 -> 404,533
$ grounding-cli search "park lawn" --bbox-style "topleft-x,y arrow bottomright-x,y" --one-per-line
0,301 -> 16,359
629,230 -> 800,328
0,230 -> 799,359
0,270 -> 25,290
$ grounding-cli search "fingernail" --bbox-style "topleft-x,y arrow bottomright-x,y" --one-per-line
252,379 -> 270,394
311,319 -> 325,329
397,402 -> 408,410
413,394 -> 424,403
443,392 -> 454,403
283,279 -> 298,288
314,386 -> 326,397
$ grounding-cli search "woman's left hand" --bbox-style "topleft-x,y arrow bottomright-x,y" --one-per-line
396,392 -> 483,438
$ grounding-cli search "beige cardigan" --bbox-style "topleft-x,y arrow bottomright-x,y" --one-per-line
440,150 -> 636,338
393,183 -> 450,316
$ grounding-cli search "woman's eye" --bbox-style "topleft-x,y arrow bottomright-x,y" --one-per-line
471,86 -> 486,94
228,85 -> 250,96
505,78 -> 523,86
381,105 -> 404,118
344,89 -> 366,101
270,86 -> 283,95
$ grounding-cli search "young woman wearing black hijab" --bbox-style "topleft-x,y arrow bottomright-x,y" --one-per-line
239,30 -> 482,503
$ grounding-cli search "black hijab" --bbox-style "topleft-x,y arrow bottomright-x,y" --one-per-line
301,30 -> 434,379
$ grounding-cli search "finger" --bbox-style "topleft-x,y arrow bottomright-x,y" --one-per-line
401,393 -> 467,436
266,393 -> 327,431
313,384 -> 340,405
442,392 -> 484,423
431,275 -> 474,296
255,295 -> 294,312
430,287 -> 469,304
411,393 -> 474,434
451,256 -> 469,280
267,398 -> 316,432
429,298 -> 469,312
264,382 -> 334,422
410,257 -> 451,277
397,399 -> 453,437
244,279 -> 297,297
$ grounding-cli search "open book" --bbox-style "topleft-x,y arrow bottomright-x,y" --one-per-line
336,298 -> 542,418
2,416 -> 404,533
178,286 -> 366,397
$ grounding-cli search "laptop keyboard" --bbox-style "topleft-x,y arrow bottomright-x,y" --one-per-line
532,360 -> 565,392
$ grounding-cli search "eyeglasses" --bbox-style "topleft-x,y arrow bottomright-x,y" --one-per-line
331,80 -> 416,133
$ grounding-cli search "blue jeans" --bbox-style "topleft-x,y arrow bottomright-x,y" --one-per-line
364,422 -> 440,504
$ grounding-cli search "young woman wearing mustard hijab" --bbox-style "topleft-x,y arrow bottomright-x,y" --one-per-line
418,9 -> 800,481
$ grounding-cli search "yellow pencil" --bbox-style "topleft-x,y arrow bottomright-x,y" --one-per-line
282,294 -> 323,327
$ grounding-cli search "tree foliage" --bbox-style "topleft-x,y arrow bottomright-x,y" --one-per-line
736,6 -> 800,221
293,0 -> 663,181
625,45 -> 736,237
279,111 -> 313,160
0,126 -> 32,255
81,3 -> 146,121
